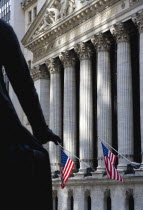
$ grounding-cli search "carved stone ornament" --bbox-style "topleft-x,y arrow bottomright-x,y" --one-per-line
91,33 -> 111,52
126,189 -> 133,198
104,189 -> 110,198
85,189 -> 90,197
31,64 -> 49,81
74,42 -> 93,60
34,0 -> 76,36
53,190 -> 57,197
46,58 -> 61,74
59,50 -> 77,67
112,22 -> 129,42
133,10 -> 143,33
68,189 -> 73,197
129,0 -> 140,6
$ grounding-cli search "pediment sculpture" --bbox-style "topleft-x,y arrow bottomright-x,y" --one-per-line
34,0 -> 76,37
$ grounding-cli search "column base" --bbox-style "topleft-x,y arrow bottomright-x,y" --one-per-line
96,166 -> 106,173
117,164 -> 127,171
78,168 -> 87,173
140,162 -> 143,170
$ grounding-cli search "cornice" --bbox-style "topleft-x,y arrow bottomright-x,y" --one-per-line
52,174 -> 143,187
23,0 -> 118,50
21,0 -> 37,10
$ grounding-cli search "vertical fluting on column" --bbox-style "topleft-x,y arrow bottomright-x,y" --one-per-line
31,64 -> 50,149
59,50 -> 77,163
46,58 -> 62,173
92,33 -> 112,171
75,42 -> 93,172
135,10 -> 143,168
113,23 -> 134,170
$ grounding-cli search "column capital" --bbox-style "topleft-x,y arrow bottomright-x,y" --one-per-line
91,33 -> 111,51
46,58 -> 61,74
59,50 -> 77,68
74,42 -> 93,60
133,10 -> 143,33
31,64 -> 49,81
112,22 -> 129,42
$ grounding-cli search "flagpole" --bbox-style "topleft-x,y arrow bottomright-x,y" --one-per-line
98,136 -> 140,166
58,143 -> 96,172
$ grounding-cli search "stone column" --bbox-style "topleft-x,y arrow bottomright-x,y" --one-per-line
92,33 -> 112,171
59,50 -> 77,163
75,42 -> 93,172
74,187 -> 85,210
91,187 -> 104,210
134,187 -> 143,210
46,58 -> 62,173
113,23 -> 134,170
31,64 -> 50,149
135,10 -> 143,168
111,187 -> 127,210
58,188 -> 69,210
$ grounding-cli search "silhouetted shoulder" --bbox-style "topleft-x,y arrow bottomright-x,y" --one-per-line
0,19 -> 13,35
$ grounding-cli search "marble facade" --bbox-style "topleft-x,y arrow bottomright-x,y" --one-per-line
22,0 -> 143,209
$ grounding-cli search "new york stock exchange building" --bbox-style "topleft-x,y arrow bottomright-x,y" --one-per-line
21,0 -> 143,209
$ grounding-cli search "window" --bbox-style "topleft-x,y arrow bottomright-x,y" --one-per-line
0,0 -> 11,23
55,196 -> 58,210
70,196 -> 74,210
129,195 -> 134,210
28,10 -> 32,23
107,196 -> 111,210
33,6 -> 37,19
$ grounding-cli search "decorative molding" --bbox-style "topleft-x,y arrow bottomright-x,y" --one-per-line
118,154 -> 134,159
112,22 -> 129,42
59,50 -> 77,67
126,189 -> 133,198
52,190 -> 57,197
31,64 -> 50,81
46,58 -> 62,74
129,0 -> 140,6
91,33 -> 111,51
85,189 -> 90,197
104,189 -> 110,197
21,0 -> 37,10
74,42 -> 93,60
68,189 -> 73,197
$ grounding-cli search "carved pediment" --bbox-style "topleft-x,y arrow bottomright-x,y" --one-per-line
22,0 -> 76,45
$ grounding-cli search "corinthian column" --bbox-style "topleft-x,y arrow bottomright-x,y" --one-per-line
75,42 -> 93,172
59,50 -> 77,163
46,58 -> 62,173
92,33 -> 112,171
135,10 -> 143,168
31,64 -> 50,136
113,23 -> 134,170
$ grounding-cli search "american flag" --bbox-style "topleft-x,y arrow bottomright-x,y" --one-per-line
101,142 -> 123,182
61,150 -> 75,189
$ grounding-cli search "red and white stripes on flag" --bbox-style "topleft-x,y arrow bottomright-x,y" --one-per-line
102,142 -> 123,182
61,150 -> 75,189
